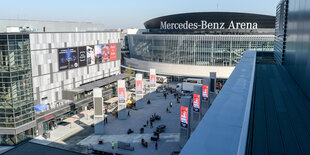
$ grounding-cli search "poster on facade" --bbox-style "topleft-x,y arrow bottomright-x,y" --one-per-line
102,44 -> 110,62
86,45 -> 95,65
118,87 -> 126,104
68,47 -> 78,69
193,94 -> 200,112
78,46 -> 87,67
109,43 -> 117,61
58,48 -> 69,71
94,44 -> 102,64
136,80 -> 143,94
180,106 -> 188,128
202,85 -> 209,100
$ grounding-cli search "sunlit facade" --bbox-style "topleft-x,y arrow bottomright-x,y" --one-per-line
0,34 -> 36,145
128,34 -> 274,66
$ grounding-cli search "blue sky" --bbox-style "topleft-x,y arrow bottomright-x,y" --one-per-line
0,0 -> 279,29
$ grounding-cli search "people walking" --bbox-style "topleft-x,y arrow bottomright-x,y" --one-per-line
128,111 -> 130,116
155,141 -> 158,150
146,120 -> 149,126
150,121 -> 153,128
170,101 -> 173,108
112,141 -> 114,149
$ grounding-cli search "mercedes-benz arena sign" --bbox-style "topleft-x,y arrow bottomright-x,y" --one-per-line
160,20 -> 258,30
144,12 -> 275,32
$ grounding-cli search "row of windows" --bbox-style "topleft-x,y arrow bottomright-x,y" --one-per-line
128,35 -> 275,66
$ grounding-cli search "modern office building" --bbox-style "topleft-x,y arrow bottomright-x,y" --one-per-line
181,0 -> 310,154
0,20 -> 125,145
125,12 -> 275,79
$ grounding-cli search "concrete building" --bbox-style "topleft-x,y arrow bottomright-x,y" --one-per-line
0,20 -> 126,145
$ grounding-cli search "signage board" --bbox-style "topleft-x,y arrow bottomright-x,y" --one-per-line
118,87 -> 126,104
102,44 -> 109,62
87,45 -> 95,65
160,20 -> 258,30
94,45 -> 102,64
202,85 -> 209,100
136,80 -> 143,94
180,106 -> 188,128
68,47 -> 78,69
78,46 -> 87,67
109,43 -> 117,61
193,94 -> 200,112
58,48 -> 69,71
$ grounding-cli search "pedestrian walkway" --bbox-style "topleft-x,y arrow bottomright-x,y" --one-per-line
31,114 -> 94,145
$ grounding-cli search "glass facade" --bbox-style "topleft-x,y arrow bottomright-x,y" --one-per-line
0,34 -> 35,145
128,34 -> 274,66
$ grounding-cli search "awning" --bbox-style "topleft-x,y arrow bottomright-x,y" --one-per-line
34,104 -> 47,112
78,73 -> 130,91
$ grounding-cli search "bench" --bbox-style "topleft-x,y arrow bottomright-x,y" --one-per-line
118,141 -> 134,151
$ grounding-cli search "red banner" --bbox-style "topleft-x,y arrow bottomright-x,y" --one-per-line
150,74 -> 156,87
118,87 -> 126,103
109,43 -> 117,61
193,94 -> 200,112
136,80 -> 143,94
180,106 -> 188,128
202,85 -> 209,99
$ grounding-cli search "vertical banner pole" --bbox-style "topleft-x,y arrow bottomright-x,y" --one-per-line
118,80 -> 127,120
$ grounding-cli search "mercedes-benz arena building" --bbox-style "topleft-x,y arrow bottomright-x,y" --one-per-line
125,12 -> 275,79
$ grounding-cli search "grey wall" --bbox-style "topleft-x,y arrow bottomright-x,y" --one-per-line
30,32 -> 121,105
285,0 -> 310,99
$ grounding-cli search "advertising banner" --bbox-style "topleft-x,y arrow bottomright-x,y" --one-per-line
102,44 -> 109,62
202,85 -> 209,100
58,48 -> 69,71
87,45 -> 95,65
150,69 -> 156,88
78,46 -> 87,67
150,74 -> 156,87
68,47 -> 78,69
180,106 -> 188,128
94,44 -> 102,64
136,80 -> 143,94
118,87 -> 126,104
109,43 -> 117,61
193,94 -> 200,112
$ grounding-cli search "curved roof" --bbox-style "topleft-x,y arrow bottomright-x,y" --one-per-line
144,12 -> 275,30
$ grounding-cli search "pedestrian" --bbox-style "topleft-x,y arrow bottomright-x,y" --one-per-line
164,93 -> 167,99
166,107 -> 169,112
128,111 -> 130,116
170,101 -> 173,108
112,141 -> 114,149
155,141 -> 158,150
150,121 -> 153,128
146,120 -> 149,126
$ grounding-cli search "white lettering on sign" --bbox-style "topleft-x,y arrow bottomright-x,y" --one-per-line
160,20 -> 258,30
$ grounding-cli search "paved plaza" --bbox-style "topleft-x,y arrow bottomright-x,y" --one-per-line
30,87 -> 182,155
79,91 -> 182,155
